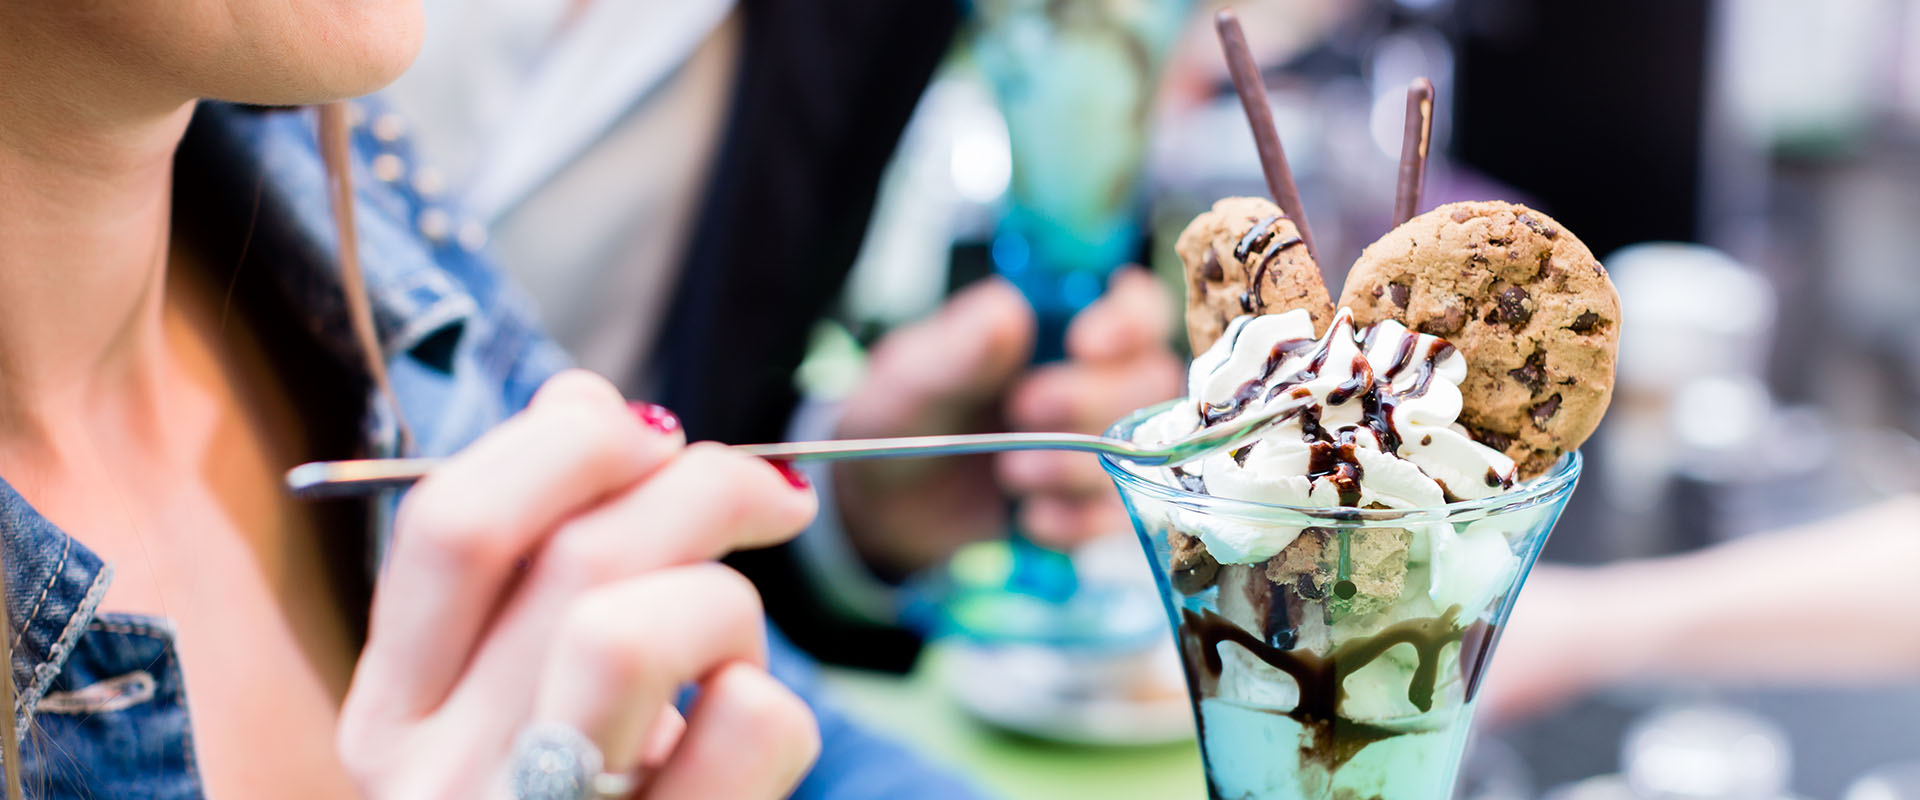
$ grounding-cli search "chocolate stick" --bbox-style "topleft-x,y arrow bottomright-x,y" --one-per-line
1392,77 -> 1435,226
1214,9 -> 1316,264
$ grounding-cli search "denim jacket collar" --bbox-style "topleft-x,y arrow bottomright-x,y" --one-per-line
192,102 -> 481,410
0,483 -> 112,738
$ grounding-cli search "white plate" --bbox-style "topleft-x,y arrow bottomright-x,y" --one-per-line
944,640 -> 1196,747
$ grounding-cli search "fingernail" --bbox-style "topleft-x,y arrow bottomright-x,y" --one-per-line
767,459 -> 811,490
629,402 -> 680,434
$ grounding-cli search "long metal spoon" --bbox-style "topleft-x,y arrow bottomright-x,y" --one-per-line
284,401 -> 1299,499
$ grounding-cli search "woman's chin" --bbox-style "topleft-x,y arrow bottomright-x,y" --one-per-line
204,5 -> 425,106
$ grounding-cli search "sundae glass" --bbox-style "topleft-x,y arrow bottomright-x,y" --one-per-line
1104,402 -> 1578,798
1101,29 -> 1618,783
1097,19 -> 1616,791
1100,199 -> 1613,798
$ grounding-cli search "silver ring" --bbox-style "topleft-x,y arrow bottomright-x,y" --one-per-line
508,722 -> 638,800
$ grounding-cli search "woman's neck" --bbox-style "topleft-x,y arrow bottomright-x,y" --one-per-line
0,79 -> 197,454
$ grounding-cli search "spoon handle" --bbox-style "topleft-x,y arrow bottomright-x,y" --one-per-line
285,433 -> 1143,499
734,432 -> 1126,461
284,458 -> 443,498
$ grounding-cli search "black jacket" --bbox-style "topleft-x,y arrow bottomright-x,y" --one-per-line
659,0 -> 964,671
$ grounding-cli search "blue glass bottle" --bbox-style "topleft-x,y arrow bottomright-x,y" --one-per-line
921,0 -> 1193,646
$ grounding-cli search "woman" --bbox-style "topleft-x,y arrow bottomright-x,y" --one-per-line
0,3 -> 929,798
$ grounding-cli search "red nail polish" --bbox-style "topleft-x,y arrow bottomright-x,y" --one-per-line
629,402 -> 680,434
768,459 -> 811,490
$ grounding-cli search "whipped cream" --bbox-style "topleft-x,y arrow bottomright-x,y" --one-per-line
1133,308 -> 1517,563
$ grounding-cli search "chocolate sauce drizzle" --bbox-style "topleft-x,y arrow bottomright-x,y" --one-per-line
1240,233 -> 1304,313
1305,424 -> 1366,507
1179,602 -> 1492,773
1402,340 -> 1456,399
1198,335 -> 1318,427
1197,318 -> 1460,503
1233,215 -> 1282,261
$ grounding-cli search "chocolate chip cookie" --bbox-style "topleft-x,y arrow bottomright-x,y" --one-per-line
1338,201 -> 1620,478
1178,196 -> 1333,353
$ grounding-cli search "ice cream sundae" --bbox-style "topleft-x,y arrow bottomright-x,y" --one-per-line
1105,197 -> 1619,799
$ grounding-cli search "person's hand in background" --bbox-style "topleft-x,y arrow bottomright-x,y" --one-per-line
338,371 -> 821,798
1473,565 -> 1637,725
832,270 -> 1184,578
1478,493 -> 1920,728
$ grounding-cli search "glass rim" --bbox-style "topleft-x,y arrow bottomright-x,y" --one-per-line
1100,400 -> 1583,525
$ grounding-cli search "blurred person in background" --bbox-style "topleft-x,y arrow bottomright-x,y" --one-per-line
1481,492 -> 1920,724
1450,0 -> 1920,740
382,0 -> 1185,669
0,1 -> 1036,798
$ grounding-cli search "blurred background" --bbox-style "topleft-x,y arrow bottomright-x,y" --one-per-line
396,0 -> 1920,796
792,0 -> 1920,797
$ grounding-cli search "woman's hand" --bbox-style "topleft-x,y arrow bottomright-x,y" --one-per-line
833,272 -> 1183,576
336,371 -> 821,799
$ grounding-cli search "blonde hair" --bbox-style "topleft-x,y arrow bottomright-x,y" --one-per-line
317,102 -> 413,452
2,592 -> 20,798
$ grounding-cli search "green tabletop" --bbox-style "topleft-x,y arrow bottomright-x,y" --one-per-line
820,643 -> 1206,800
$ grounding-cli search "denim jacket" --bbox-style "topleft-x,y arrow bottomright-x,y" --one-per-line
0,102 -> 978,799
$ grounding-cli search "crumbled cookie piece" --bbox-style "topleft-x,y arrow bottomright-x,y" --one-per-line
1169,530 -> 1221,594
1265,526 -> 1411,617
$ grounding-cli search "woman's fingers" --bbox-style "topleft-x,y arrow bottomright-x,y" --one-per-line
1005,352 -> 1183,436
337,371 -> 822,799
638,709 -> 687,771
853,278 -> 1036,430
1016,494 -> 1131,549
531,565 -> 771,777
433,443 -> 814,745
1064,269 -> 1174,364
533,443 -> 818,592
349,370 -> 684,723
1001,351 -> 1182,500
996,447 -> 1112,501
642,663 -> 820,800
999,319 -> 1178,548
